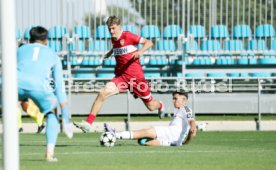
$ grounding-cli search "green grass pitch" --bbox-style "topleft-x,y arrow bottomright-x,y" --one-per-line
1,131 -> 276,170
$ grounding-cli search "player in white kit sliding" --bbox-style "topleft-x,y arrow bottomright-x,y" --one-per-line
104,90 -> 197,146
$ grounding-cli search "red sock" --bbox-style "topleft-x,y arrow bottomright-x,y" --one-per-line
159,102 -> 163,110
86,113 -> 96,124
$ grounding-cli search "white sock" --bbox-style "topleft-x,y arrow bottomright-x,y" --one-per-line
115,131 -> 133,139
46,144 -> 55,154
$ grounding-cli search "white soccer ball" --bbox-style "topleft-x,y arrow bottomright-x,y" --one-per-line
196,123 -> 208,131
100,132 -> 116,147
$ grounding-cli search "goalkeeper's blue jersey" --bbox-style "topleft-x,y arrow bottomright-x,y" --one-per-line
17,43 -> 67,103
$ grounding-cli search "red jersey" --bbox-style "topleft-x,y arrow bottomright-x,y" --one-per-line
111,31 -> 144,78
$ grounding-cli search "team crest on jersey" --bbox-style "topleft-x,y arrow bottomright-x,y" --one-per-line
120,39 -> 125,46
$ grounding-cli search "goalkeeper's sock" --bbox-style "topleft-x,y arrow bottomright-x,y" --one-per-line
158,101 -> 163,110
61,107 -> 70,124
86,113 -> 96,124
115,131 -> 133,139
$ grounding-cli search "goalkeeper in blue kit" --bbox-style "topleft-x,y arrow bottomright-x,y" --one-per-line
17,26 -> 73,162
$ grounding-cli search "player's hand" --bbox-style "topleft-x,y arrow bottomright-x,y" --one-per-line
190,127 -> 197,137
131,51 -> 141,60
104,53 -> 111,60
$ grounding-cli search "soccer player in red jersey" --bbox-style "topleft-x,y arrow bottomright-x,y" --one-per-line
74,16 -> 165,132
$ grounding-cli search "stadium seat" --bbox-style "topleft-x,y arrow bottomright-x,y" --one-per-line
48,26 -> 67,39
96,68 -> 115,78
201,40 -> 221,52
207,73 -> 227,78
69,40 -> 85,52
270,39 -> 276,50
94,40 -> 108,52
141,25 -> 160,38
237,57 -> 249,65
163,25 -> 183,38
223,40 -> 244,51
157,39 -> 176,51
233,24 -> 252,38
210,25 -> 229,38
16,27 -> 21,40
24,27 -> 32,40
95,25 -> 111,39
188,25 -> 205,38
143,68 -> 161,78
183,40 -> 199,56
48,40 -> 62,52
185,73 -> 205,78
259,57 -> 276,64
73,25 -> 91,39
73,68 -> 95,78
250,72 -> 271,77
255,24 -> 275,38
248,57 -> 258,65
240,73 -> 249,77
246,39 -> 267,51
228,73 -> 240,77
122,25 -> 137,34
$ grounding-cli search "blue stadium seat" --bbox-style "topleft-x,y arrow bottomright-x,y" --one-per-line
122,25 -> 137,34
48,40 -> 62,52
95,25 -> 111,39
237,57 -> 249,65
69,40 -> 85,52
249,57 -> 258,65
233,24 -> 252,38
48,26 -> 67,39
185,73 -> 205,78
96,68 -> 114,78
210,25 -> 229,38
228,73 -> 240,77
74,25 -> 90,38
157,39 -> 176,51
183,40 -> 199,57
256,24 -> 275,38
250,72 -> 271,77
246,39 -> 267,51
216,57 -> 234,65
240,73 -> 249,77
141,25 -> 160,38
188,25 -> 205,38
16,27 -> 21,39
94,40 -> 108,52
207,73 -> 227,78
259,57 -> 276,64
270,39 -> 276,50
163,25 -> 183,38
201,40 -> 221,51
24,27 -> 32,40
73,68 -> 95,78
143,68 -> 161,78
70,58 -> 79,67
223,40 -> 244,51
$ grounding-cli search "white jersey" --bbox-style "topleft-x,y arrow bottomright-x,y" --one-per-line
154,106 -> 194,146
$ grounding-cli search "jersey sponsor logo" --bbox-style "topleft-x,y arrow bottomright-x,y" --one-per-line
120,39 -> 125,46
113,45 -> 137,56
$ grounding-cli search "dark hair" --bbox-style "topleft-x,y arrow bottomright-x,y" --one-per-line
29,26 -> 48,43
172,89 -> 188,99
106,16 -> 121,27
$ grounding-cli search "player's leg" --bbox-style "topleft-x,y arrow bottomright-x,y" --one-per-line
28,90 -> 60,161
21,99 -> 45,133
17,107 -> 23,132
60,102 -> 73,139
131,78 -> 165,118
74,81 -> 120,132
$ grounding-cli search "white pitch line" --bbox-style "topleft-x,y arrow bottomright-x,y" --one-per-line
21,149 -> 275,156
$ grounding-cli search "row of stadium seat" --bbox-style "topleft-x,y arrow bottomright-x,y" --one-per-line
17,23 -> 275,40
46,38 -> 276,53
69,67 -> 276,78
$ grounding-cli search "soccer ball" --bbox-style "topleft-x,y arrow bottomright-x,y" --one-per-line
196,123 -> 208,131
100,132 -> 116,147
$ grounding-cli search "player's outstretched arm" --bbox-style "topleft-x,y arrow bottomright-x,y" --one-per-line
132,38 -> 153,59
189,119 -> 197,137
104,49 -> 113,59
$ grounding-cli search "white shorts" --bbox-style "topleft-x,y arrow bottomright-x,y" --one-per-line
154,125 -> 190,146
